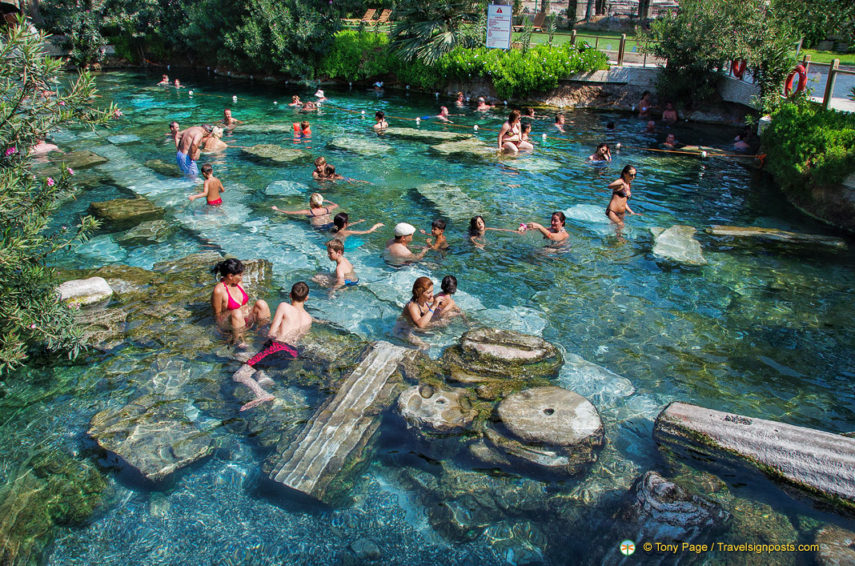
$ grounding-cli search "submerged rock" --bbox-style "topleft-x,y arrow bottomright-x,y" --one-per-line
414,182 -> 485,222
397,384 -> 476,434
145,158 -> 183,178
429,138 -> 496,161
0,451 -> 107,565
88,394 -> 215,482
38,150 -> 108,176
57,277 -> 113,306
557,353 -> 635,408
89,197 -> 165,230
106,134 -> 141,145
264,179 -> 308,196
479,387 -> 604,476
116,219 -> 176,244
383,127 -> 472,143
815,525 -> 855,566
241,144 -> 311,165
598,471 -> 728,564
328,136 -> 392,156
506,156 -> 562,173
441,329 -> 563,399
74,305 -> 127,350
707,225 -> 847,250
650,225 -> 707,266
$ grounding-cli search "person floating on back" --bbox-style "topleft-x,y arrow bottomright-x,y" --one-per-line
189,163 -> 225,206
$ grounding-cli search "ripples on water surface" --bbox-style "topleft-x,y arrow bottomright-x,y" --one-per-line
3,71 -> 853,564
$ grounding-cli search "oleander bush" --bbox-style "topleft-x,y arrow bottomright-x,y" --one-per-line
762,101 -> 855,192
640,0 -> 799,113
0,20 -> 116,372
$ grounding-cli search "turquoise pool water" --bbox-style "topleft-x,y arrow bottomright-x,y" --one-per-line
5,70 -> 855,564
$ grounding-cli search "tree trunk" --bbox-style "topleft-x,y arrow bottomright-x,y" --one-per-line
24,0 -> 45,25
638,0 -> 650,20
585,0 -> 594,21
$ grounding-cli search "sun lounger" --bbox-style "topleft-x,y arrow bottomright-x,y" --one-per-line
344,8 -> 376,24
513,12 -> 546,32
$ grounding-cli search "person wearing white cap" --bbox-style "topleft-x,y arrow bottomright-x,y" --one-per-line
314,89 -> 327,102
385,222 -> 428,263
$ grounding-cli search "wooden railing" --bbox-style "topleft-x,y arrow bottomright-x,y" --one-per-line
820,59 -> 855,110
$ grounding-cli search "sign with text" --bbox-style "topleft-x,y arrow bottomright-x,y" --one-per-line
486,4 -> 512,50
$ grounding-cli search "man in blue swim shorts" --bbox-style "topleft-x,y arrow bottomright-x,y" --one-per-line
175,123 -> 213,177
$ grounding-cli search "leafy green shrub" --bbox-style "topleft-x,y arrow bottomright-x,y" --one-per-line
436,43 -> 609,99
0,20 -> 116,371
640,0 -> 798,113
762,101 -> 855,193
318,31 -> 395,81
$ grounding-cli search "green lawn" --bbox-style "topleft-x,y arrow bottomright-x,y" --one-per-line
516,30 -> 643,52
800,48 -> 855,66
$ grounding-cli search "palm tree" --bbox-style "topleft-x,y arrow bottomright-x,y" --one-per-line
390,0 -> 486,64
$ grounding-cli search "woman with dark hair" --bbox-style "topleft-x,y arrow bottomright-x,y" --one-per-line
468,215 -> 520,248
331,212 -> 384,240
521,211 -> 569,243
606,165 -> 640,228
434,275 -> 464,320
498,110 -> 533,154
210,258 -> 271,347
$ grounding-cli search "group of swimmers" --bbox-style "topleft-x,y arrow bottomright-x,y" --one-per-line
162,88 -> 723,410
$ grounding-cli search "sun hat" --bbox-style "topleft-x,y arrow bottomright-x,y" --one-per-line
374,81 -> 384,88
211,126 -> 224,138
394,222 -> 415,237
314,89 -> 325,98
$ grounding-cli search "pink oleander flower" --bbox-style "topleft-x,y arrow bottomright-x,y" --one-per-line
67,167 -> 74,175
59,100 -> 66,106
46,177 -> 55,186
5,146 -> 17,157
29,323 -> 37,329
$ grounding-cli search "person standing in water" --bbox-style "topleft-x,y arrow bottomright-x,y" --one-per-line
189,163 -> 225,206
606,165 -> 640,229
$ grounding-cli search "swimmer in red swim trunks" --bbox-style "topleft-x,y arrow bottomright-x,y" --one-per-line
211,258 -> 271,347
189,163 -> 225,206
232,282 -> 313,411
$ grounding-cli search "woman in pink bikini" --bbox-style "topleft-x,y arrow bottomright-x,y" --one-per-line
211,259 -> 271,347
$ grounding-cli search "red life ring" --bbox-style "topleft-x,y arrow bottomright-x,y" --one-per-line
731,60 -> 747,79
784,64 -> 807,96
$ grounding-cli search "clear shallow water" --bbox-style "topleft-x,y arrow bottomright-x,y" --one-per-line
4,71 -> 855,564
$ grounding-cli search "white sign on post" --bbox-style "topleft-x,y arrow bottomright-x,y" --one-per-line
486,4 -> 513,50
